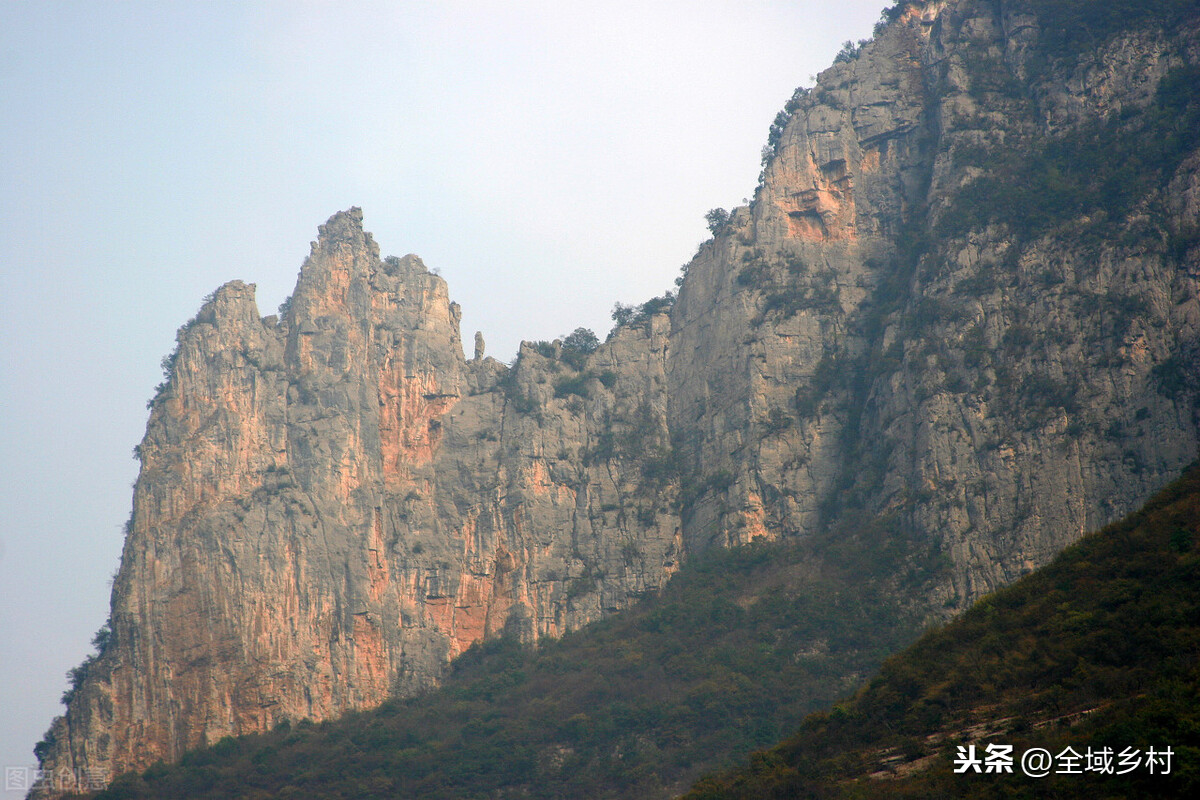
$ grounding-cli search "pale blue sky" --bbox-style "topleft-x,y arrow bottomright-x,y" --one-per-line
0,0 -> 887,787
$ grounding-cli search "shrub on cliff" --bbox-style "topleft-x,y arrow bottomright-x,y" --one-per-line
560,328 -> 599,369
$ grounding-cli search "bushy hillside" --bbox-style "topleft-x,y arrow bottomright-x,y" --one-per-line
686,462 -> 1200,799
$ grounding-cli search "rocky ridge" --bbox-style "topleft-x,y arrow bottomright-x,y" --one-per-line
34,0 -> 1200,792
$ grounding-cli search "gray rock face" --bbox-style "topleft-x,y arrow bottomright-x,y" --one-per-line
670,0 -> 1200,605
34,1 -> 1200,793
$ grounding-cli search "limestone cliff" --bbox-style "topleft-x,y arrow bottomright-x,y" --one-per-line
670,0 -> 1200,604
34,0 -> 1200,792
34,209 -> 684,789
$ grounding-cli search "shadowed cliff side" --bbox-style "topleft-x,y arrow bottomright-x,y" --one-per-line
666,0 -> 1200,604
684,461 -> 1200,799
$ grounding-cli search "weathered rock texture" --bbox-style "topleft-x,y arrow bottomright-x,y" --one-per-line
35,0 -> 1200,792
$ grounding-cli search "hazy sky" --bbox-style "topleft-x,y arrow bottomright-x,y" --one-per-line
0,0 -> 887,787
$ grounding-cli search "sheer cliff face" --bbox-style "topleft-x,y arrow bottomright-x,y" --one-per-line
37,209 -> 684,785
37,0 -> 1200,790
670,0 -> 1200,598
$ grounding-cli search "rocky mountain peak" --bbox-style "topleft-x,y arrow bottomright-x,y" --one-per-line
31,1 -> 1200,795
308,205 -> 375,257
202,279 -> 260,327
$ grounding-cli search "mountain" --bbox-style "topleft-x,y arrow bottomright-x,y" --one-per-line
33,0 -> 1200,795
66,521 -> 935,799
684,461 -> 1200,799
62,463 -> 1200,800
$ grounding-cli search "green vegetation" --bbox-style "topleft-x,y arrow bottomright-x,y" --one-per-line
939,61 -> 1200,242
793,353 -> 841,418
80,520 -> 939,800
761,283 -> 841,318
38,623 -> 116,766
705,208 -> 731,235
877,0 -> 1197,64
559,327 -> 599,369
1024,0 -> 1199,66
57,623 -> 113,707
761,86 -> 810,180
610,292 -> 676,333
1153,353 -> 1200,400
147,346 -> 180,405
686,463 -> 1200,799
734,250 -> 840,324
496,364 -> 539,415
553,370 -> 615,400
833,39 -> 869,64
879,1 -> 919,25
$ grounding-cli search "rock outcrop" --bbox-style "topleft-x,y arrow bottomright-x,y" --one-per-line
34,0 -> 1200,792
34,210 -> 685,790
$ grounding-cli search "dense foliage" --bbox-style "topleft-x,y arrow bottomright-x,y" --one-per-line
81,520 -> 939,800
685,463 -> 1200,799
